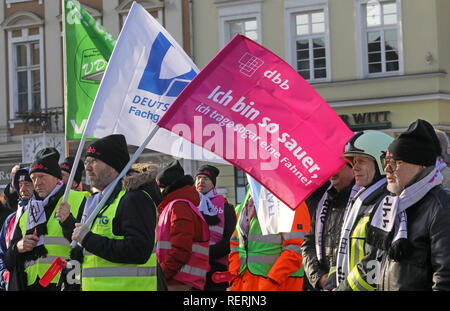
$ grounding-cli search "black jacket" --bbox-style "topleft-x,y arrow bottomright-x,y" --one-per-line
374,185 -> 450,291
80,170 -> 158,265
301,182 -> 354,289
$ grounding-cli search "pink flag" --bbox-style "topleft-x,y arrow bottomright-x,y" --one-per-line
158,35 -> 353,209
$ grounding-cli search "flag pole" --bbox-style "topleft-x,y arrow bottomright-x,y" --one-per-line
58,0 -> 76,221
60,0 -> 89,205
60,0 -> 132,205
62,0 -> 69,157
70,125 -> 161,247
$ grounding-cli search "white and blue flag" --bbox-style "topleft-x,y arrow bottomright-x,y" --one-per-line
246,174 -> 295,235
84,2 -> 226,163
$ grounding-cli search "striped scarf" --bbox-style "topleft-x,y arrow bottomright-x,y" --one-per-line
370,165 -> 443,249
315,184 -> 362,262
335,179 -> 386,286
198,188 -> 219,217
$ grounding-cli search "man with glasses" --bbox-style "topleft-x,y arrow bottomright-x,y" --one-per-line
367,119 -> 450,290
326,130 -> 393,291
71,134 -> 158,291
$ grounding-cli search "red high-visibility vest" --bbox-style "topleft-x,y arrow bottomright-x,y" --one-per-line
156,199 -> 210,290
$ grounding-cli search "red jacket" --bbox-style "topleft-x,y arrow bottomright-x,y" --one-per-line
157,185 -> 203,283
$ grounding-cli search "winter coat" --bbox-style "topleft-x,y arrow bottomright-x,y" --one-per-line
5,184 -> 86,291
374,184 -> 450,291
301,182 -> 354,289
81,169 -> 158,265
0,212 -> 15,290
324,182 -> 389,291
157,175 -> 204,285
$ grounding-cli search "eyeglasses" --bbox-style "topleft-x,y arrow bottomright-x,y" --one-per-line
381,158 -> 403,171
84,158 -> 97,167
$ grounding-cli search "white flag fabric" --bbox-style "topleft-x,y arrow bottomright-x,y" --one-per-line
84,2 -> 227,164
246,174 -> 295,235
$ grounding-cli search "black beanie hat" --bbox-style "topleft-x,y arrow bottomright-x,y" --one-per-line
196,165 -> 220,186
30,147 -> 62,179
13,167 -> 32,191
86,134 -> 130,173
60,156 -> 85,184
156,160 -> 184,188
386,119 -> 442,167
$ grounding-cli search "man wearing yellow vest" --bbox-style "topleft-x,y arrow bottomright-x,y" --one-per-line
229,191 -> 310,291
71,134 -> 158,291
327,130 -> 393,291
5,148 -> 87,290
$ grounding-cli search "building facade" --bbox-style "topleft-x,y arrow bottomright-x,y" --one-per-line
192,0 -> 450,203
1,0 -> 449,205
0,0 -> 194,193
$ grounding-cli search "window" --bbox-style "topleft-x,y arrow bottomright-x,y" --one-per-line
235,167 -> 248,205
117,0 -> 164,29
217,1 -> 262,48
294,11 -> 328,80
14,42 -> 41,113
357,0 -> 403,77
285,1 -> 330,82
6,0 -> 42,8
227,18 -> 258,42
8,27 -> 45,119
121,9 -> 163,28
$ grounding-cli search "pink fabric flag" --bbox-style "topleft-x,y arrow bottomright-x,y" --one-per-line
157,35 -> 353,209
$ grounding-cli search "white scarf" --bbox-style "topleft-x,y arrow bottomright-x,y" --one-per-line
26,180 -> 64,246
198,188 -> 219,217
335,179 -> 386,286
315,184 -> 362,262
370,165 -> 443,246
238,197 -> 255,238
81,192 -> 103,225
81,181 -> 116,225
437,157 -> 447,172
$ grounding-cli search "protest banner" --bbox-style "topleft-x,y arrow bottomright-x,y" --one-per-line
158,34 -> 353,209
64,2 -> 226,233
82,2 -> 225,163
64,0 -> 115,141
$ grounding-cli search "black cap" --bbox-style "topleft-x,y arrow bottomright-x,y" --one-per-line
86,134 -> 130,173
60,156 -> 85,184
13,167 -> 32,191
386,119 -> 442,166
30,147 -> 62,179
196,165 -> 220,186
156,160 -> 184,188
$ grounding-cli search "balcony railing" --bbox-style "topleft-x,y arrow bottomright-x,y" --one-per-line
15,107 -> 64,134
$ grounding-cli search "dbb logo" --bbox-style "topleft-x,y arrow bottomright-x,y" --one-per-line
138,32 -> 196,97
264,70 -> 289,90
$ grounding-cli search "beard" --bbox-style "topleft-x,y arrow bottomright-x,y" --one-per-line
89,167 -> 117,191
387,181 -> 403,195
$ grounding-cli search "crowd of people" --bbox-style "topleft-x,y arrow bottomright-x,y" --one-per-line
0,119 -> 448,291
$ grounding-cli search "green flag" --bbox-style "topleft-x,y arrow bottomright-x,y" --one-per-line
64,0 -> 115,140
